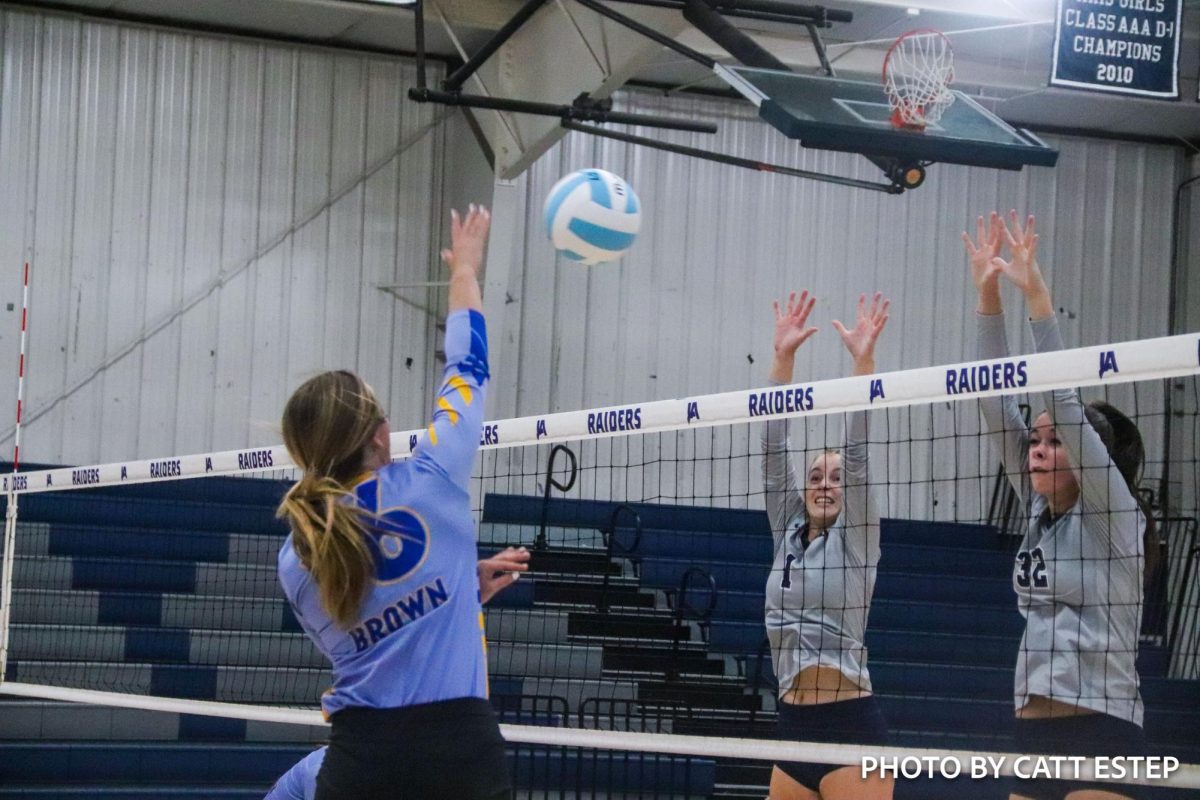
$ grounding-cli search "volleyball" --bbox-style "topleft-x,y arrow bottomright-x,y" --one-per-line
543,168 -> 641,265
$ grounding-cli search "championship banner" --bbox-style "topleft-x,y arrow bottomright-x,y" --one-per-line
1051,0 -> 1182,99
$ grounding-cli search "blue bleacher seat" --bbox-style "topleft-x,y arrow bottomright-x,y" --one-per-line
5,487 -> 1197,798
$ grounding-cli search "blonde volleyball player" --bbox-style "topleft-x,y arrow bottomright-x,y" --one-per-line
264,547 -> 531,800
965,211 -> 1154,800
762,291 -> 894,800
276,205 -> 511,800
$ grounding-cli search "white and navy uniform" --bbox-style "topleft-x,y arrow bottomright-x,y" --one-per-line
278,309 -> 509,800
762,406 -> 880,695
762,399 -> 887,791
977,312 -> 1145,728
264,747 -> 324,800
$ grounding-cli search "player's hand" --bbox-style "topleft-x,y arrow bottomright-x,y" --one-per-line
832,292 -> 890,376
993,210 -> 1045,297
961,213 -> 1004,294
478,547 -> 530,605
773,290 -> 819,359
442,204 -> 491,276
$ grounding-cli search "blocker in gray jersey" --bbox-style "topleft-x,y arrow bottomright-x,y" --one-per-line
761,405 -> 880,697
977,311 -> 1145,727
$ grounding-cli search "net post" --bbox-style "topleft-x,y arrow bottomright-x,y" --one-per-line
0,490 -> 17,680
1,262 -> 29,683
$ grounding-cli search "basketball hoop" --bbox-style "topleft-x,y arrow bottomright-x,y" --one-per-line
882,29 -> 955,131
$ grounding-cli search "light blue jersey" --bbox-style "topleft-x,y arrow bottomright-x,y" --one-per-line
278,309 -> 490,718
264,747 -> 325,800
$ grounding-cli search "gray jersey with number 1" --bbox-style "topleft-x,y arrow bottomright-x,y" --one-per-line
761,401 -> 880,697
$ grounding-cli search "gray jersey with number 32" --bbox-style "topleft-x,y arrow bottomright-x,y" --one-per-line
977,312 -> 1144,726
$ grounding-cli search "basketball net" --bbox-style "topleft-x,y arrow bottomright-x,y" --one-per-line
882,29 -> 955,131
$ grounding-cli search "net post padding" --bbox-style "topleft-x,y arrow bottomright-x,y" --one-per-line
9,332 -> 1200,494
0,491 -> 17,676
883,29 -> 956,130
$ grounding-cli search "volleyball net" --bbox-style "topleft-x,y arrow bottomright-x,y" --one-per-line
2,332 -> 1200,796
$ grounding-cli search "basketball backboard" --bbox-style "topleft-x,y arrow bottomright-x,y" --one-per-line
715,64 -> 1059,171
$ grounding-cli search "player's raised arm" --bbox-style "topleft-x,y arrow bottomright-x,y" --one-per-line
443,204 -> 489,314
762,291 -> 819,548
993,211 -> 1144,548
966,212 -> 1032,506
831,292 -> 889,569
413,205 -> 492,489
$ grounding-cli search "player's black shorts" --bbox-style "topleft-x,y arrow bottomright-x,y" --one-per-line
315,697 -> 512,800
1011,713 -> 1147,800
775,694 -> 890,792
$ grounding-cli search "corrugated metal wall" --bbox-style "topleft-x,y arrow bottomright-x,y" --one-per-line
0,6 -> 1189,521
498,87 -> 1182,412
490,87 -> 1185,521
0,8 -> 445,464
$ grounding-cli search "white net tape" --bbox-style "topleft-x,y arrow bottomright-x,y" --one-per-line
883,30 -> 956,129
6,333 -> 1199,494
1,683 -> 1198,790
3,330 -> 1200,794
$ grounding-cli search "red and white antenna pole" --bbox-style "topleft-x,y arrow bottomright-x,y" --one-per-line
13,261 -> 29,470
1,261 -> 30,678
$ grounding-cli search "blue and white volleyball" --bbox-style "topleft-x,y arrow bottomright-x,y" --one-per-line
543,169 -> 641,265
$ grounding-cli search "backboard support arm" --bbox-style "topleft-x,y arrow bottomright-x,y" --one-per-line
563,120 -> 905,194
410,0 -> 721,135
408,88 -> 718,134
804,22 -> 835,76
443,0 -> 553,92
609,0 -> 850,26
405,0 -> 938,193
574,0 -> 715,70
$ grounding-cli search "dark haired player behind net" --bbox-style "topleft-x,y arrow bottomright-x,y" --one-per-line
965,211 -> 1155,800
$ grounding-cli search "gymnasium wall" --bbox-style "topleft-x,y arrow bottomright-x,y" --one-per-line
0,7 -> 447,465
496,87 -> 1181,414
0,4 -> 1189,528
490,88 -> 1185,521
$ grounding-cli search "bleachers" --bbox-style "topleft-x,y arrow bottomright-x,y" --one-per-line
0,483 -> 1197,798
479,494 -> 1200,798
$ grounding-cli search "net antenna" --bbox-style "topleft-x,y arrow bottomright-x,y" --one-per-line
883,29 -> 956,131
0,261 -> 30,679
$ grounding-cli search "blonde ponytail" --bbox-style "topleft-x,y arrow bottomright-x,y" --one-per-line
278,477 -> 377,627
278,371 -> 386,628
